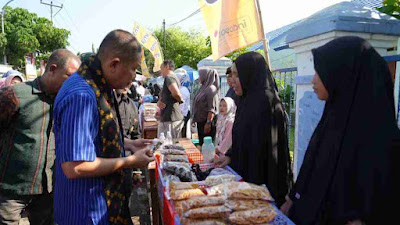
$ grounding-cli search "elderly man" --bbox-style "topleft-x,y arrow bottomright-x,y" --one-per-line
53,30 -> 154,225
0,49 -> 81,225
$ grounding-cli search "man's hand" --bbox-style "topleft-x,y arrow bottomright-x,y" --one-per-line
213,155 -> 231,168
125,148 -> 155,168
157,101 -> 166,109
204,123 -> 211,134
124,138 -> 152,153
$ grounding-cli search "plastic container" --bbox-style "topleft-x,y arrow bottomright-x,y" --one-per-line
201,136 -> 215,163
159,132 -> 166,143
166,131 -> 173,145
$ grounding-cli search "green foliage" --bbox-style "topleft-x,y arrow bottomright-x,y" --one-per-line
144,27 -> 211,72
377,0 -> 400,19
205,36 -> 251,61
2,6 -> 70,69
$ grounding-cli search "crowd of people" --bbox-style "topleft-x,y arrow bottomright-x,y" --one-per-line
0,29 -> 396,225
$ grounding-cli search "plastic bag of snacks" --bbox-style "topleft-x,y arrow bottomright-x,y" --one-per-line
228,205 -> 277,224
181,218 -> 227,225
224,199 -> 272,211
170,188 -> 205,201
174,196 -> 225,215
163,144 -> 185,150
183,205 -> 232,219
163,162 -> 197,182
159,149 -> 186,155
207,182 -> 274,201
169,181 -> 199,190
204,174 -> 236,187
163,154 -> 189,163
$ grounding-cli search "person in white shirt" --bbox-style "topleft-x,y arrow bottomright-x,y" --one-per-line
136,81 -> 145,97
175,69 -> 191,138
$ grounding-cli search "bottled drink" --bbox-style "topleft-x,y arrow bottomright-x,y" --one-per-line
202,136 -> 215,163
159,132 -> 165,143
166,131 -> 173,145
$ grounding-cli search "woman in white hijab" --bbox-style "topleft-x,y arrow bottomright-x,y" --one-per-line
215,97 -> 236,155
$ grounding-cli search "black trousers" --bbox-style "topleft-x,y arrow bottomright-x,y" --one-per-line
181,111 -> 191,138
197,120 -> 216,147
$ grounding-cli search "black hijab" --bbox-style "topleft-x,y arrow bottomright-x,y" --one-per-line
228,52 -> 293,206
290,36 -> 398,224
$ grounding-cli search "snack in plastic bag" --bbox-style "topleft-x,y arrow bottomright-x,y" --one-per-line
208,168 -> 233,177
164,174 -> 181,183
163,155 -> 189,163
224,199 -> 272,211
170,188 -> 205,201
204,174 -> 236,186
181,218 -> 227,225
163,162 -> 197,182
163,144 -> 185,150
169,181 -> 199,190
207,182 -> 274,201
174,196 -> 225,215
159,149 -> 186,155
183,205 -> 232,219
228,205 -> 277,224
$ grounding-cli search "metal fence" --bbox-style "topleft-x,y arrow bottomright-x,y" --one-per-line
272,67 -> 297,151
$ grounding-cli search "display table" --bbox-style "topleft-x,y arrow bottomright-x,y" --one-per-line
149,138 -> 294,225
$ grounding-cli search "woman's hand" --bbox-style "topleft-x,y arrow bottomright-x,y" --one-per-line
157,101 -> 166,109
204,123 -> 211,134
213,155 -> 231,168
280,196 -> 293,216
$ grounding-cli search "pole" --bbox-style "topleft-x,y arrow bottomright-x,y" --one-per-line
163,19 -> 166,51
1,0 -> 14,65
40,0 -> 62,23
255,0 -> 271,70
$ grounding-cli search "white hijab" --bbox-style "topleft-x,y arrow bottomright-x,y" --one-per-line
216,97 -> 236,146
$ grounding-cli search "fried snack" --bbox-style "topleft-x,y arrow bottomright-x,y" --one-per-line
227,182 -> 274,201
163,162 -> 197,182
181,218 -> 227,225
169,181 -> 200,190
204,174 -> 236,186
170,188 -> 205,201
163,154 -> 189,163
163,144 -> 185,150
225,199 -> 272,211
183,205 -> 232,219
228,205 -> 277,224
159,149 -> 186,155
174,196 -> 225,215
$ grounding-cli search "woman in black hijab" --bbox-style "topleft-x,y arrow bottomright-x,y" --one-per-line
215,52 -> 293,207
280,36 -> 398,225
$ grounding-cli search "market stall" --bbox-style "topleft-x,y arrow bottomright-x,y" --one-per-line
149,138 -> 294,225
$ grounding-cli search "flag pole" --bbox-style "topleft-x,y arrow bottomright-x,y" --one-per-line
255,0 -> 271,71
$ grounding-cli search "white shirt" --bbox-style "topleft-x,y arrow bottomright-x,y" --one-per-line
179,86 -> 190,117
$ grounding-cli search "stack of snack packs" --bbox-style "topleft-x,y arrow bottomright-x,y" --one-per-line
207,181 -> 277,224
169,181 -> 229,225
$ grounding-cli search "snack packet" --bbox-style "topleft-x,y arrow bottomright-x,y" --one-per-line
170,188 -> 205,201
183,205 -> 231,219
204,174 -> 236,186
174,196 -> 225,215
228,205 -> 277,224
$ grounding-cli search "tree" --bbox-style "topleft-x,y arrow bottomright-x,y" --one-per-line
2,7 -> 70,69
205,36 -> 251,61
377,0 -> 400,19
143,27 -> 211,72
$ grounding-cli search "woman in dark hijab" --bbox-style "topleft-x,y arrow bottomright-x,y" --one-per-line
280,36 -> 398,225
215,52 -> 293,207
192,68 -> 220,146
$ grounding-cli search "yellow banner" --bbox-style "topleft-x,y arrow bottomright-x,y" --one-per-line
133,22 -> 164,72
140,48 -> 151,78
199,0 -> 263,61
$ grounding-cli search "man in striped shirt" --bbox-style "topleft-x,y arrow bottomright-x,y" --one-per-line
53,30 -> 154,225
0,49 -> 81,224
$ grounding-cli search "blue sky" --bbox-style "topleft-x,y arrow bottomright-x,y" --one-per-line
5,0 -> 347,54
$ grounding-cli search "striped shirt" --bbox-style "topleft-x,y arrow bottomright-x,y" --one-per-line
53,73 -> 108,225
